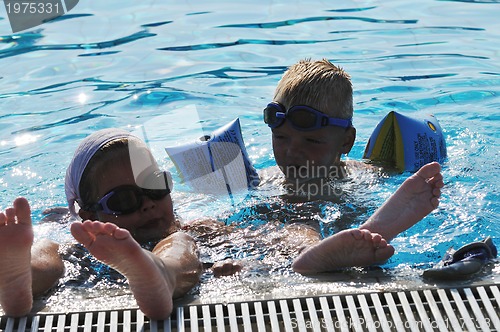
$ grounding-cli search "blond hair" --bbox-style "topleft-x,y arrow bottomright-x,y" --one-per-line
273,59 -> 353,119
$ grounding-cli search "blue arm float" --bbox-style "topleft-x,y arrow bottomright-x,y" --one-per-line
363,111 -> 447,172
165,118 -> 260,195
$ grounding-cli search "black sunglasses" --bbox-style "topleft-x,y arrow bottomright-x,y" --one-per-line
86,171 -> 173,215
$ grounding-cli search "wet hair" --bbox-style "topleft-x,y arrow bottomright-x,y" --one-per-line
273,59 -> 353,119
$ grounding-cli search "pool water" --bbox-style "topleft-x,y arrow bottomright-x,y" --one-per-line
1,0 -> 499,312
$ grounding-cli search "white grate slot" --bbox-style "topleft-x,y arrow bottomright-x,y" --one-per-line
436,288 -> 461,331
333,295 -> 349,332
319,296 -> 335,331
410,290 -> 434,332
124,310 -> 132,332
357,293 -> 376,332
279,299 -> 293,332
30,315 -> 40,331
397,291 -> 419,332
189,305 -> 199,332
4,316 -> 15,331
292,298 -> 307,331
345,295 -> 362,332
214,304 -> 225,332
370,292 -> 391,331
240,302 -> 251,332
451,288 -> 478,332
478,286 -> 500,331
55,314 -> 65,332
305,297 -> 321,331
492,286 -> 500,307
227,303 -> 238,332
177,306 -> 186,332
202,305 -> 212,332
96,311 -> 105,331
17,316 -> 28,332
464,287 -> 490,332
42,314 -> 53,332
137,310 -> 146,332
266,300 -> 280,331
384,292 -> 405,332
423,289 -> 448,331
110,311 -> 118,332
69,312 -> 79,332
253,301 -> 265,332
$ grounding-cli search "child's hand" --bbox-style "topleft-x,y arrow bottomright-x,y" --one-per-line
211,259 -> 243,277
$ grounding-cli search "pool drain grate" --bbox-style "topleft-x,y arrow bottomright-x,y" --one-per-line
1,284 -> 499,331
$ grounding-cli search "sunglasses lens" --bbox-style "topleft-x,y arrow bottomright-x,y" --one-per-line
143,189 -> 169,200
94,171 -> 173,215
289,108 -> 318,129
106,187 -> 142,214
141,171 -> 173,192
263,107 -> 275,125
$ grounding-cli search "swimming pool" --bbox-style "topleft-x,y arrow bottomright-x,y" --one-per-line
1,0 -> 499,313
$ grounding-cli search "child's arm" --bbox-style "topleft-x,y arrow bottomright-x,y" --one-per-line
150,231 -> 202,298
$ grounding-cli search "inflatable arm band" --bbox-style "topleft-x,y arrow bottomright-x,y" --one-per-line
165,118 -> 260,194
363,111 -> 447,172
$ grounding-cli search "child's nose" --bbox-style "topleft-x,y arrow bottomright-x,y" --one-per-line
141,195 -> 156,212
286,138 -> 305,160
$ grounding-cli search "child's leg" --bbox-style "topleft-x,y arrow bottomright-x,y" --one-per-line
70,221 -> 201,320
0,198 -> 63,317
360,162 -> 444,241
0,197 -> 34,317
292,228 -> 394,274
31,238 -> 64,296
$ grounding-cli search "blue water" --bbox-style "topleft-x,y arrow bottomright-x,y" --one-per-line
1,0 -> 499,311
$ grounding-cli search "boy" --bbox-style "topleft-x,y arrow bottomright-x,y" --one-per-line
263,59 -> 444,273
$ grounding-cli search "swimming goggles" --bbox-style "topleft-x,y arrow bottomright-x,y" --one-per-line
86,170 -> 173,215
263,102 -> 352,131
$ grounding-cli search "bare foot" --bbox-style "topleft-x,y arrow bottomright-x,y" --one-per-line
291,228 -> 395,274
0,197 -> 34,317
70,220 -> 175,319
360,162 -> 444,241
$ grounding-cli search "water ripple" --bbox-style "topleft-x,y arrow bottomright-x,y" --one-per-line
217,16 -> 417,29
46,13 -> 93,23
0,30 -> 155,59
159,38 -> 350,51
439,0 -> 500,3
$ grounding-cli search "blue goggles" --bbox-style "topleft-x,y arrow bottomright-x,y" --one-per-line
263,102 -> 352,131
86,170 -> 173,215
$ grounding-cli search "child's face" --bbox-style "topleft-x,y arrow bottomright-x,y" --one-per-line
272,120 -> 352,181
91,154 -> 179,243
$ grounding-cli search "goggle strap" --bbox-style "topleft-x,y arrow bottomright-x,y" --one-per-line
328,117 -> 352,128
275,112 -> 286,119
